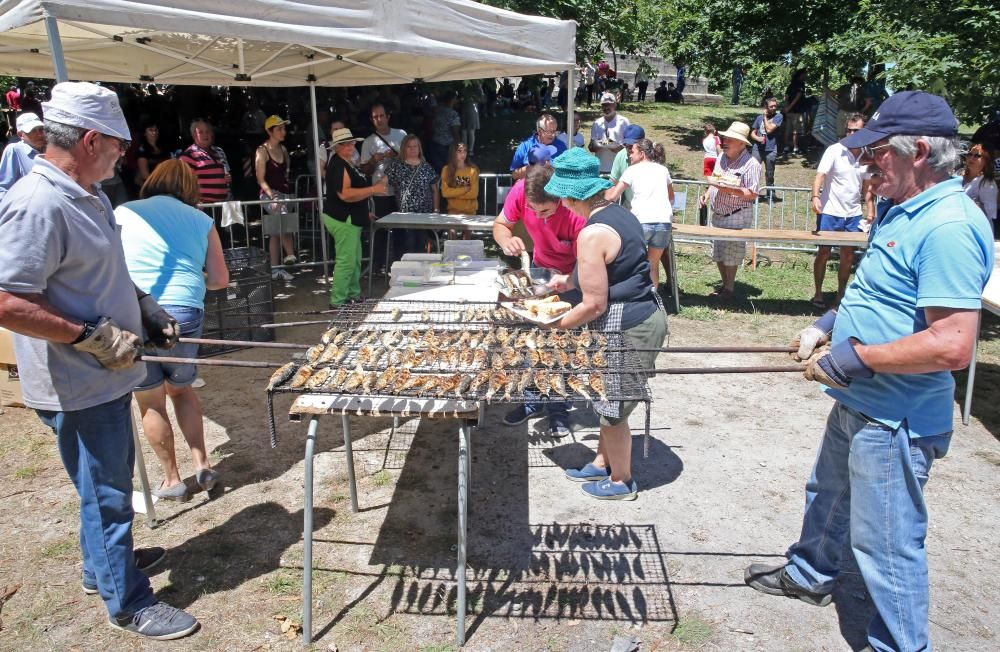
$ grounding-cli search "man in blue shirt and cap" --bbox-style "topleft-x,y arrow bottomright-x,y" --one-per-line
509,113 -> 566,181
745,91 -> 994,652
0,112 -> 45,198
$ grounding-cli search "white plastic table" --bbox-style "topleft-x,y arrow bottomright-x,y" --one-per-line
962,266 -> 1000,425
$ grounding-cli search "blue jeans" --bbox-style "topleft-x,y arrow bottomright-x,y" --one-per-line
786,401 -> 950,651
36,394 -> 155,619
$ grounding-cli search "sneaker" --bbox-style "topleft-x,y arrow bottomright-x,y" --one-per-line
581,477 -> 638,500
548,413 -> 571,439
196,468 -> 219,492
503,403 -> 544,426
109,601 -> 199,640
744,563 -> 833,607
83,548 -> 167,594
565,463 -> 610,482
282,254 -> 297,266
271,269 -> 294,282
153,481 -> 189,502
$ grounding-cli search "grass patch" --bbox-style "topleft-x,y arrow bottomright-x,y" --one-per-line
672,616 -> 713,646
40,538 -> 76,560
371,469 -> 392,487
264,570 -> 299,595
339,605 -> 405,649
14,465 -> 42,479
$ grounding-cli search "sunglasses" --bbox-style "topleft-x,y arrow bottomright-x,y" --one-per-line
861,143 -> 892,159
100,133 -> 131,152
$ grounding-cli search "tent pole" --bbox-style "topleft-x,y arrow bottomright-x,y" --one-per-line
566,66 -> 576,148
44,16 -> 69,82
309,81 -> 330,282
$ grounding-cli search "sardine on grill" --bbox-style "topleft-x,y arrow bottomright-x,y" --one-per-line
320,327 -> 340,345
456,330 -> 472,347
342,365 -> 366,392
481,330 -> 496,346
502,372 -> 518,401
361,370 -> 378,394
469,370 -> 491,395
267,362 -> 299,390
567,374 -> 592,400
455,373 -> 474,398
333,331 -> 350,346
494,326 -> 513,346
319,343 -> 342,365
534,370 -> 552,396
551,331 -> 569,349
525,329 -> 541,349
463,306 -> 477,323
501,347 -> 521,367
528,349 -> 541,366
420,309 -> 431,322
357,344 -> 377,365
328,366 -> 350,390
591,348 -> 608,368
459,347 -> 475,367
381,329 -> 402,347
374,367 -> 398,392
596,332 -> 608,347
468,333 -> 481,349
390,307 -> 403,321
473,348 -> 488,368
388,348 -> 404,366
399,373 -> 426,393
556,349 -> 571,369
437,373 -> 464,397
572,347 -> 589,370
517,369 -> 534,395
289,364 -> 315,388
514,331 -> 530,349
485,371 -> 508,403
540,349 -> 556,369
576,327 -> 593,348
305,344 -> 325,364
391,368 -> 411,392
550,373 -> 568,397
490,352 -> 505,370
588,372 -> 609,402
447,348 -> 462,367
305,367 -> 332,389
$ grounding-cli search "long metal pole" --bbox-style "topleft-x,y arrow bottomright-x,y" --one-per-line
44,16 -> 69,82
341,413 -> 359,513
962,310 -> 981,426
140,355 -> 281,368
309,81 -> 330,282
179,337 -> 309,350
302,417 -> 319,645
456,420 -> 469,647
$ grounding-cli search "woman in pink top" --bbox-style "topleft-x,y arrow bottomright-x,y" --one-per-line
491,165 -> 587,274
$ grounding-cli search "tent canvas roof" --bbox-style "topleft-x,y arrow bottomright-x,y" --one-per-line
0,0 -> 576,87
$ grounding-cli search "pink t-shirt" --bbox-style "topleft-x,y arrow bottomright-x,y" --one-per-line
501,179 -> 587,274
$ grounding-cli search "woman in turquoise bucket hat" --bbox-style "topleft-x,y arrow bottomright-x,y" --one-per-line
543,147 -> 668,501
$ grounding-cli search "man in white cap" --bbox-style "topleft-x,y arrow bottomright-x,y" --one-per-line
697,121 -> 761,297
589,92 -> 630,174
0,111 -> 45,198
0,82 -> 198,640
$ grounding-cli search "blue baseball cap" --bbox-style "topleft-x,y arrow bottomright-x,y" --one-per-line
622,125 -> 646,145
842,91 -> 958,148
528,143 -> 559,165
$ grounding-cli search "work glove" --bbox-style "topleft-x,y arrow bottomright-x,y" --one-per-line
791,309 -> 837,361
803,340 -> 874,389
72,317 -> 142,370
138,293 -> 179,349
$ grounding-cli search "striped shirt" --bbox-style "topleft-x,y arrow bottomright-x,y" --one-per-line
179,144 -> 230,203
709,150 -> 760,216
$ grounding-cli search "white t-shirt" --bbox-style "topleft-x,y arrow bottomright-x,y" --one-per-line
361,127 -> 407,195
619,160 -> 673,224
816,142 -> 862,217
702,134 -> 720,158
964,175 -> 998,222
590,114 -> 630,173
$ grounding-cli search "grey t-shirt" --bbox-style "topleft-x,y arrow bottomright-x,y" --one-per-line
0,158 -> 146,411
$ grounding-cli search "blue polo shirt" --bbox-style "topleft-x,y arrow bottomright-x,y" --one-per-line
509,133 -> 567,171
827,177 -> 994,437
0,140 -> 40,199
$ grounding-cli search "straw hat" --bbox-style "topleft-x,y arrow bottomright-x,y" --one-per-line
328,127 -> 363,147
717,121 -> 752,145
543,147 -> 612,200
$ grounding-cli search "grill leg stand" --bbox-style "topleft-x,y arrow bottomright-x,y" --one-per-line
342,413 -> 359,513
456,420 -> 470,646
962,311 -> 981,426
644,400 -> 651,459
367,226 -> 378,296
130,401 -> 158,528
303,417 -> 319,646
668,233 -> 680,313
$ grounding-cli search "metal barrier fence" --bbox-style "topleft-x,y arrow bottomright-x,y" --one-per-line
196,173 -> 821,278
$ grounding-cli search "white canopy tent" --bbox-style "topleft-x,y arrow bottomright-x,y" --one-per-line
0,0 -> 577,280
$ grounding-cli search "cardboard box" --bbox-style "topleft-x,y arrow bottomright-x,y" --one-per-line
0,364 -> 24,408
0,327 -> 16,365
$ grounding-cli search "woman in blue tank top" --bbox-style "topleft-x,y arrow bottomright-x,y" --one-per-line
544,148 -> 668,501
116,160 -> 230,501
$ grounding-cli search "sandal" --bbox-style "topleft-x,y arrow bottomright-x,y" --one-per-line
709,288 -> 734,298
810,297 -> 827,309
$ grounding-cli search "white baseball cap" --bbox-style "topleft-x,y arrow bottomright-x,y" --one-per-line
15,112 -> 43,134
42,81 -> 131,141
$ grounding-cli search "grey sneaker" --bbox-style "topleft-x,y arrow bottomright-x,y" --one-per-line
271,268 -> 294,282
154,481 -> 189,502
196,468 -> 219,492
110,602 -> 199,640
83,547 -> 166,594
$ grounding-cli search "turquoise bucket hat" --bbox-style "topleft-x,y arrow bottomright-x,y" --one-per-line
543,147 -> 612,200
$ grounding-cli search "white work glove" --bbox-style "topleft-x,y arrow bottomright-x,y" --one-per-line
72,317 -> 142,370
790,309 -> 837,362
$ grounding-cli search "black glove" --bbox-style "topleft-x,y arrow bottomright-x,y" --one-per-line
138,293 -> 179,349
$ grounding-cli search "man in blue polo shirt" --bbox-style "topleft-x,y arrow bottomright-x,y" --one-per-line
509,113 -> 566,181
744,92 -> 993,652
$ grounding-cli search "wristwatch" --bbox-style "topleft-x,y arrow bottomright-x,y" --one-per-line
72,320 -> 99,344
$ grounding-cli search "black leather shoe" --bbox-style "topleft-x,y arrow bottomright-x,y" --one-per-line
744,563 -> 833,607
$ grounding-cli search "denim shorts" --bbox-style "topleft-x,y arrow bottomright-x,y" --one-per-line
816,213 -> 862,232
136,305 -> 203,391
642,222 -> 672,249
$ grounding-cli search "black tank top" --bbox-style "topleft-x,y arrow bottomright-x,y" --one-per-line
262,146 -> 289,193
577,203 -> 656,329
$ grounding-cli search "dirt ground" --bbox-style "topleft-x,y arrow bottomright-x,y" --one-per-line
1,269 -> 998,652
